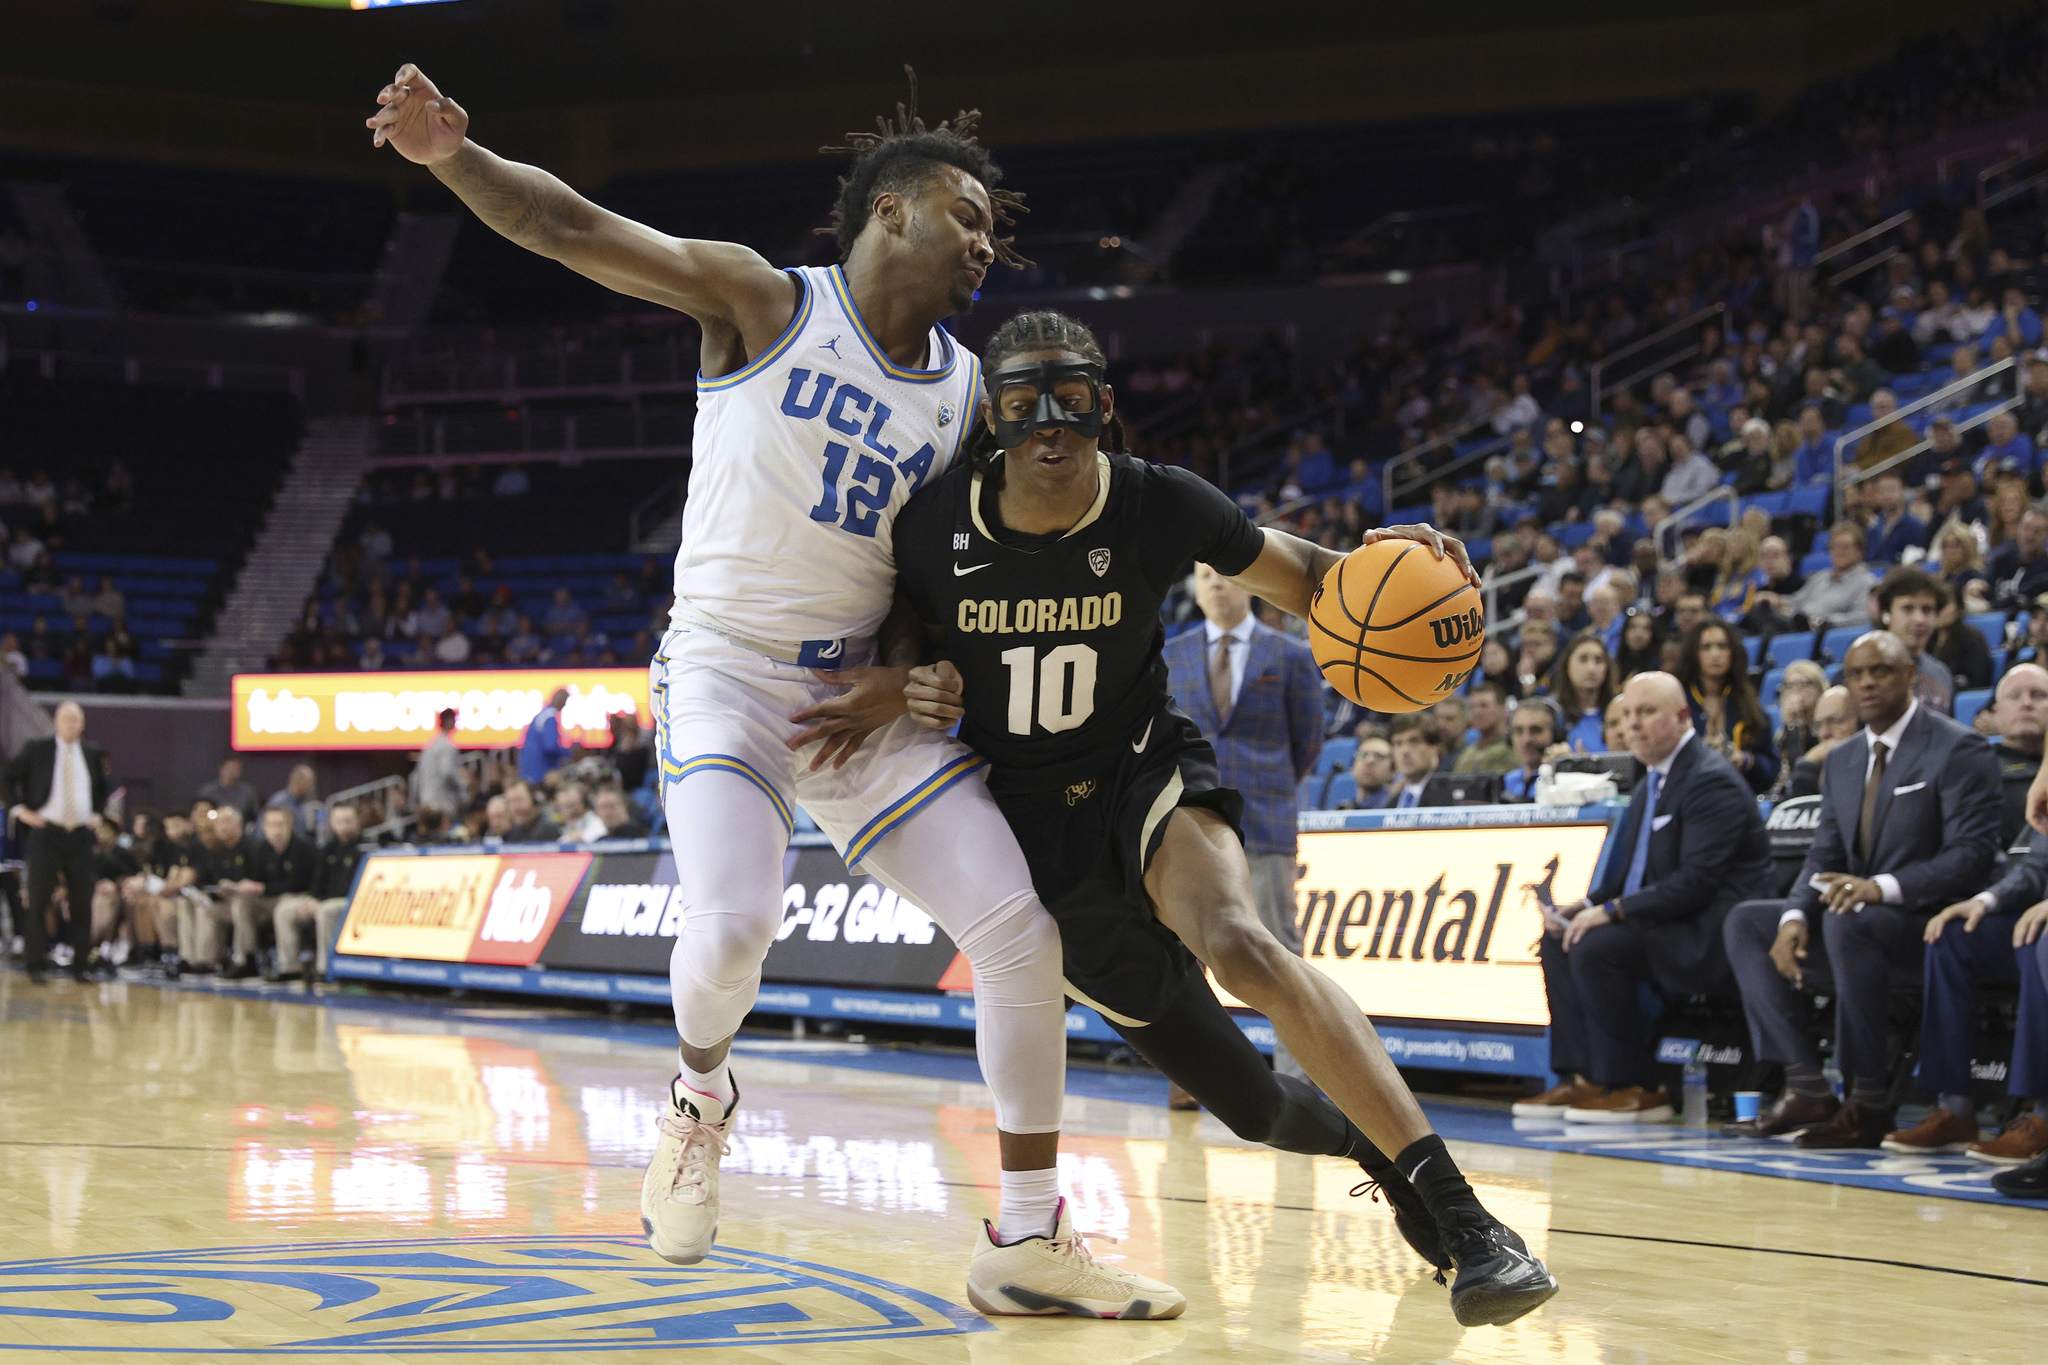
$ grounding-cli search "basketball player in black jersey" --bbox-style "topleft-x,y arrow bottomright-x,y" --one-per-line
879,311 -> 1560,1327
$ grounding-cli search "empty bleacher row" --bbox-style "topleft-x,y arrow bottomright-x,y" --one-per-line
7,552 -> 218,688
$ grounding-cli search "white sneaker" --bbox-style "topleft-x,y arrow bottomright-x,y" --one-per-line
640,1074 -> 736,1265
966,1198 -> 1185,1320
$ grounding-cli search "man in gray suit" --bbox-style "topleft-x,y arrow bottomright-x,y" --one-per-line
1724,632 -> 2003,1148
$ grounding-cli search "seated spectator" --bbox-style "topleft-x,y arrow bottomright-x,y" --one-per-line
1710,528 -> 1767,623
1787,522 -> 1876,629
1932,595 -> 1994,692
198,755 -> 261,823
1338,729 -> 1396,809
483,793 -> 512,839
1660,434 -> 1720,508
1790,405 -> 1835,486
450,575 -> 487,621
221,806 -> 315,980
594,784 -> 651,839
1431,695 -> 1473,768
1931,522 -> 1991,612
554,782 -> 607,842
1677,618 -> 1778,793
501,780 -> 562,842
1863,472 -> 1925,566
1771,661 -> 1830,795
505,616 -> 542,663
544,587 -> 587,634
602,572 -> 641,613
1586,585 -> 1624,654
91,639 -> 136,693
1553,571 -> 1591,634
1982,285 -> 2043,349
1497,696 -> 1564,800
1519,672 -> 1768,1122
270,803 -> 364,983
1785,684 -> 1856,797
415,589 -> 453,641
411,805 -> 455,845
1387,714 -> 1441,809
1985,662 -> 2048,847
59,575 -> 94,619
0,633 -> 22,679
1550,634 -> 1617,754
1515,620 -> 1559,696
1975,410 -> 2037,483
433,622 -> 472,664
1875,566 -> 1957,716
1474,636 -> 1521,700
360,637 -> 387,671
478,584 -> 519,637
1613,607 -> 1664,683
267,764 -> 326,842
91,575 -> 125,621
1453,681 -> 1513,773
2008,594 -> 2048,678
1723,632 -> 2003,1147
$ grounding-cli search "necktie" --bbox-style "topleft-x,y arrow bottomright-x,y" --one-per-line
1399,787 -> 1418,809
1622,767 -> 1661,896
1210,635 -> 1235,722
55,741 -> 80,829
1856,738 -> 1889,864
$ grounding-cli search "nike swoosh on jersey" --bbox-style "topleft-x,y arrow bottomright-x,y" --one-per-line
953,563 -> 991,576
1133,719 -> 1153,753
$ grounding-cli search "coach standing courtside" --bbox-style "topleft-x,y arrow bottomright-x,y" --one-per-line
1723,632 -> 2002,1147
1517,673 -> 1769,1121
4,701 -> 111,983
1167,564 -> 1326,1086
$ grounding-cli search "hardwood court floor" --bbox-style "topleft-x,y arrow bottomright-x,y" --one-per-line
1,975 -> 2044,1364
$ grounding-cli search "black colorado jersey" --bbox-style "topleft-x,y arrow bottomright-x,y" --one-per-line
895,452 -> 1263,784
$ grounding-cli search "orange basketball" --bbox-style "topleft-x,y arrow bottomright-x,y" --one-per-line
1308,538 -> 1484,712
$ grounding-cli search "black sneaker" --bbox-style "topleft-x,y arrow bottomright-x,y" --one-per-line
1437,1207 -> 1559,1326
1992,1149 -> 2048,1199
221,958 -> 260,980
1351,1175 -> 1450,1274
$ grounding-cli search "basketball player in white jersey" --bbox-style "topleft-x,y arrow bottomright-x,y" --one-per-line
366,67 -> 1183,1318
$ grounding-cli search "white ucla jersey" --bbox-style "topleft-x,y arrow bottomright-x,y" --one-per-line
671,264 -> 982,664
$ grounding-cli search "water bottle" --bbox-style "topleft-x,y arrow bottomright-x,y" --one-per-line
1682,1055 -> 1709,1126
1534,762 -> 1555,805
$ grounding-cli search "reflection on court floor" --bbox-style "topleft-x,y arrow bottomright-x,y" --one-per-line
1,976 -> 2041,1364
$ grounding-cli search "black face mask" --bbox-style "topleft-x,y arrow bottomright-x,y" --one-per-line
984,359 -> 1106,451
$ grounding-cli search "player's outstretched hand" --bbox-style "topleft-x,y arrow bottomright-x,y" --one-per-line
786,666 -> 910,772
904,662 -> 965,730
367,64 -> 469,164
1361,524 -> 1479,588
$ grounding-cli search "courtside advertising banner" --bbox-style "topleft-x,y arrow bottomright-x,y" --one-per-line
231,668 -> 647,751
1212,822 -> 1610,1027
334,845 -> 967,992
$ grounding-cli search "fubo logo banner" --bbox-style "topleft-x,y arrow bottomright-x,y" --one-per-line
336,852 -> 592,965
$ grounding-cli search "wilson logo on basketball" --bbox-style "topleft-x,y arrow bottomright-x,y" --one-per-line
1427,607 -> 1485,651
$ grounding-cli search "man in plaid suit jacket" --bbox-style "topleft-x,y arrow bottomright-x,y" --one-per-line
1165,566 -> 1328,1080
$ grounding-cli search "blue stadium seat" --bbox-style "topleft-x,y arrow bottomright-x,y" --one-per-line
1967,612 -> 2008,653
1745,490 -> 1792,519
1820,626 -> 1862,663
1744,636 -> 1762,668
1296,773 -> 1329,811
1789,486 -> 1832,519
1991,648 -> 2007,679
1322,774 -> 1357,809
1798,549 -> 1832,576
1760,668 -> 1785,707
1554,523 -> 1597,548
1956,688 -> 1994,727
1317,737 -> 1357,774
1767,632 -> 1815,669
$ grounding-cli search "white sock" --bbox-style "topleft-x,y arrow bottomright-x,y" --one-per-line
676,1055 -> 735,1114
996,1168 -> 1060,1243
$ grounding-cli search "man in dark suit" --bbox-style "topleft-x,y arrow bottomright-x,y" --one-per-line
1516,673 -> 1770,1121
1724,631 -> 2003,1148
1166,564 -> 1325,1085
3,701 -> 112,983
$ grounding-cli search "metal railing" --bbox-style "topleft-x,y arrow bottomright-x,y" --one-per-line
1383,430 -> 1515,518
1814,209 -> 1915,290
1215,394 -> 1347,501
1478,563 -> 1545,637
1379,410 -> 1495,515
1971,142 -> 2048,205
629,476 -> 687,552
382,342 -> 700,406
1587,303 -> 1724,422
0,344 -> 303,397
1840,394 -> 2022,490
1830,356 -> 2017,517
1652,486 -> 1741,559
327,776 -> 411,841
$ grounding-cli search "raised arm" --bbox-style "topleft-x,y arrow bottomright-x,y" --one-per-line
1228,523 -> 1478,623
366,65 -> 794,349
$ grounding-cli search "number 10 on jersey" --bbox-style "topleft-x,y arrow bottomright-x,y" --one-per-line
1000,644 -> 1098,735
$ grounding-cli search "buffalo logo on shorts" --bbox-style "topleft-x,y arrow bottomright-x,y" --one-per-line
938,402 -> 956,427
1427,607 -> 1485,651
1088,548 -> 1112,578
1065,780 -> 1097,806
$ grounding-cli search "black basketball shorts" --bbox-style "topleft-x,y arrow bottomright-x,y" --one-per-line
987,703 -> 1246,1027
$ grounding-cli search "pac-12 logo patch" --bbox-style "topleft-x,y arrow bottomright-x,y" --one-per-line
0,1236 -> 990,1353
937,402 -> 956,427
1088,548 -> 1112,577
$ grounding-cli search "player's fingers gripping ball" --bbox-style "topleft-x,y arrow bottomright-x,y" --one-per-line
1309,538 -> 1484,712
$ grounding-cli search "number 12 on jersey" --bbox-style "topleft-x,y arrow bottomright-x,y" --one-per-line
1000,643 -> 1098,735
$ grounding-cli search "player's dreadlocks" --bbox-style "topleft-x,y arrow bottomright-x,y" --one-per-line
820,67 -> 1029,268
965,311 -> 1130,468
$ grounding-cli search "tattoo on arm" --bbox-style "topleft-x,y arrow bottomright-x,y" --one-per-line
434,144 -> 575,251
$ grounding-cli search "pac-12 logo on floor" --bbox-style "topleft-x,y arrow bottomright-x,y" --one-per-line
0,1236 -> 989,1352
